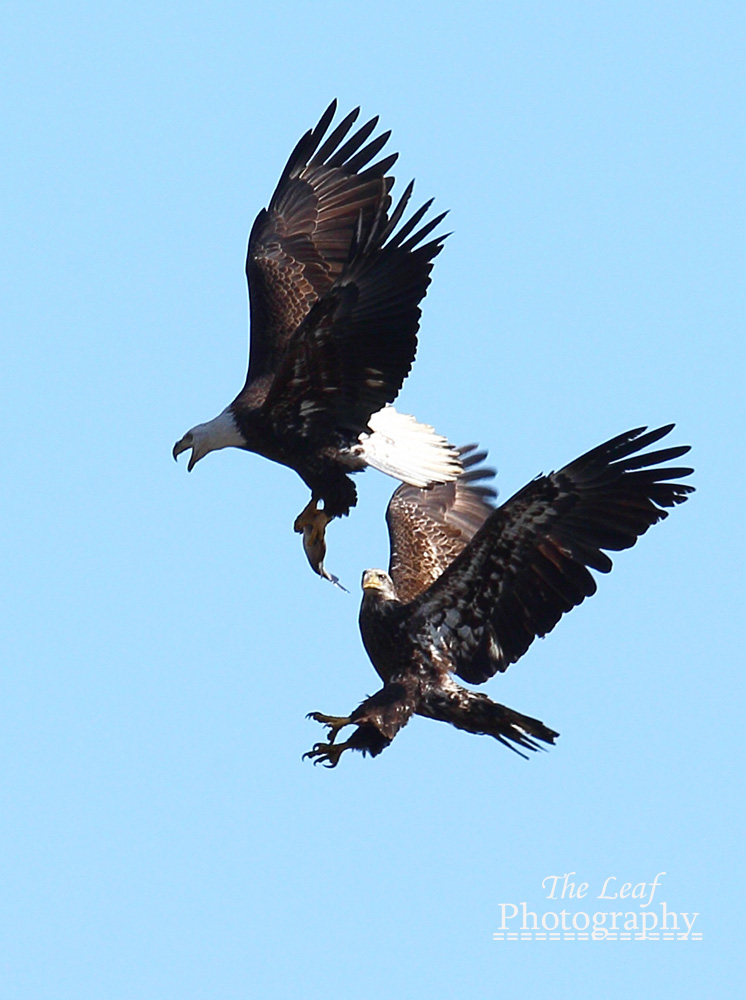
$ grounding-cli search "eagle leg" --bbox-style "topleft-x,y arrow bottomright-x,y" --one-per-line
293,497 -> 325,534
294,501 -> 347,589
304,694 -> 402,765
306,711 -> 352,744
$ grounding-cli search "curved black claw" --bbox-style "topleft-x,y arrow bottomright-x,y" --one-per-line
303,741 -> 347,768
306,712 -> 352,744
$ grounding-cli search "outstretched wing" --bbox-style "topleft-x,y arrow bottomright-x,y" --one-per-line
260,183 -> 448,440
244,101 -> 397,389
386,445 -> 497,603
408,425 -> 694,684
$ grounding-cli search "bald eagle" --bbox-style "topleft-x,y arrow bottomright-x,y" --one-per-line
305,426 -> 694,765
173,101 -> 460,584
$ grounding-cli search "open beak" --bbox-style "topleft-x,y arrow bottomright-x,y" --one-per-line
172,436 -> 196,471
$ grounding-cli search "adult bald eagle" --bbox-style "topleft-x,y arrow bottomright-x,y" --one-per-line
305,426 -> 693,765
172,101 -> 461,583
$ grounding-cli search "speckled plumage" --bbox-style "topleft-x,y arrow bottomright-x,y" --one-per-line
386,445 -> 498,603
305,427 -> 694,766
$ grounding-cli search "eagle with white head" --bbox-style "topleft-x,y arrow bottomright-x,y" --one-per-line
173,101 -> 461,584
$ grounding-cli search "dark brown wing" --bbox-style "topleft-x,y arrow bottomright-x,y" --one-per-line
386,445 -> 497,603
260,183 -> 448,440
407,425 -> 694,684
243,101 -> 398,389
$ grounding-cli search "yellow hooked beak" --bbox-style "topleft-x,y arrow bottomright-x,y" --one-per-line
362,569 -> 389,591
172,434 -> 196,471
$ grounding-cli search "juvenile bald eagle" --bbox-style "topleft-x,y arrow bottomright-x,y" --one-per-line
172,101 -> 460,584
305,426 -> 694,765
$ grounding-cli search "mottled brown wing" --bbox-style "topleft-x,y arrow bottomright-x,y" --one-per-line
407,425 -> 694,684
261,183 -> 448,440
387,445 -> 497,604
242,101 -> 398,390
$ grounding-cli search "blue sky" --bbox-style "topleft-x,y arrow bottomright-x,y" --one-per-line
2,1 -> 743,996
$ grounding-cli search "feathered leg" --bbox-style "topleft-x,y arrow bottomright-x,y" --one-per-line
304,679 -> 418,767
419,679 -> 558,758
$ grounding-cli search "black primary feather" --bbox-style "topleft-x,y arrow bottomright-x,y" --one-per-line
305,427 -> 693,765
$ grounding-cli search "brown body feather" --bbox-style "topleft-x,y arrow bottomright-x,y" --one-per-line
305,427 -> 693,766
174,103 -> 460,579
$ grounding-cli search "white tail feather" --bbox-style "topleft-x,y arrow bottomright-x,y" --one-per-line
359,406 -> 462,487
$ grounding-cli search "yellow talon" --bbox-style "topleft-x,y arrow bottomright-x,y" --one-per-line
302,740 -> 355,768
306,711 -> 352,744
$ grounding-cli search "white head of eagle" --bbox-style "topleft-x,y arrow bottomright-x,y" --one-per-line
172,409 -> 244,471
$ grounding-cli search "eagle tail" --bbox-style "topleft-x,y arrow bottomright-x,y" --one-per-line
421,686 -> 559,759
359,405 -> 462,488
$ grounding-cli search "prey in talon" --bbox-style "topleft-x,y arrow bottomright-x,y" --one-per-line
294,501 -> 346,589
172,100 -> 461,581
